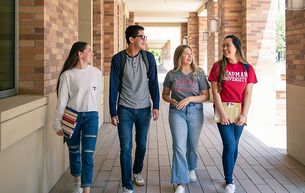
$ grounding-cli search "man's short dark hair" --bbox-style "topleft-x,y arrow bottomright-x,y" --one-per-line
125,25 -> 145,44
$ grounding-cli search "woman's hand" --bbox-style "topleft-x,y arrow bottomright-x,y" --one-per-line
56,130 -> 64,136
220,113 -> 231,125
171,99 -> 178,107
176,97 -> 192,110
235,114 -> 247,126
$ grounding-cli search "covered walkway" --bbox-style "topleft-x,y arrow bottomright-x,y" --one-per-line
2,1 -> 305,193
50,76 -> 305,193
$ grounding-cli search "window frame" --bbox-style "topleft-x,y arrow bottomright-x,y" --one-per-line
0,0 -> 17,99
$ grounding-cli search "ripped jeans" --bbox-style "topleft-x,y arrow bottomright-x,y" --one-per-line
66,111 -> 99,188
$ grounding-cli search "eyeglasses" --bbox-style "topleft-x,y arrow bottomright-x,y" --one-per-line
134,35 -> 147,41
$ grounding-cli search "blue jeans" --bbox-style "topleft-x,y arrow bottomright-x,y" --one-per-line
117,105 -> 152,190
66,111 -> 99,188
169,103 -> 204,185
217,123 -> 244,184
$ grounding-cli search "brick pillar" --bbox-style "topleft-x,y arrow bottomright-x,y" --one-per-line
216,0 -> 276,143
93,0 -> 105,124
207,0 -> 218,73
218,0 -> 242,59
127,12 -> 134,27
246,0 -> 277,135
243,1 -> 276,71
286,9 -> 305,165
217,0 -> 276,70
104,0 -> 121,122
188,12 -> 199,65
44,1 -> 78,94
118,2 -> 125,51
241,0 -> 247,51
199,16 -> 208,71
19,0 -> 78,95
93,0 -> 104,71
162,40 -> 171,69
181,23 -> 187,44
125,12 -> 133,49
19,0 -> 44,94
78,0 -> 92,44
104,0 -> 118,75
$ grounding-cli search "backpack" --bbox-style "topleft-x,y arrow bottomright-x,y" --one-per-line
218,63 -> 249,73
243,63 -> 249,73
119,49 -> 150,81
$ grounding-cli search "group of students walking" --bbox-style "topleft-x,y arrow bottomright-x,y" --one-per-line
53,25 -> 257,193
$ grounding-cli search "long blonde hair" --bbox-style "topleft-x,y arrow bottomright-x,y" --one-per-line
217,34 -> 249,92
173,45 -> 200,78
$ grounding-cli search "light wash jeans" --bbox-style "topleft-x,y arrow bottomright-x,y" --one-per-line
169,103 -> 204,185
66,111 -> 99,188
117,105 -> 152,190
217,123 -> 244,184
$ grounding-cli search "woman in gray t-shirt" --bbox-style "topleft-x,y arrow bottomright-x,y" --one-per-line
162,45 -> 210,193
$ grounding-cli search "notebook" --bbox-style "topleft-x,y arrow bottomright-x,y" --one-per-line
61,106 -> 78,138
214,102 -> 241,123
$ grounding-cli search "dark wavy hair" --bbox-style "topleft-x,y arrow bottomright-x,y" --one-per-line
217,34 -> 249,92
125,25 -> 144,44
56,41 -> 88,96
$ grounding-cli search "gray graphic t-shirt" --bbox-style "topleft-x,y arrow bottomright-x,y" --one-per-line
163,69 -> 210,102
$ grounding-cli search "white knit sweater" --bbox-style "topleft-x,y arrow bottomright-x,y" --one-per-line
53,65 -> 101,132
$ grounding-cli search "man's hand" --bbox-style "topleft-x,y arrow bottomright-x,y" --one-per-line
111,116 -> 119,126
152,109 -> 159,121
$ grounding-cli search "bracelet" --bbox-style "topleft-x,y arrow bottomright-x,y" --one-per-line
241,113 -> 247,118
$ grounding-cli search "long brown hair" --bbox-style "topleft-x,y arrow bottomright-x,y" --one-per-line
56,41 -> 88,96
173,45 -> 200,78
217,34 -> 249,92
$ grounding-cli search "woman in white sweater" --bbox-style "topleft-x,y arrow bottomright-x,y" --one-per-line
53,41 -> 101,193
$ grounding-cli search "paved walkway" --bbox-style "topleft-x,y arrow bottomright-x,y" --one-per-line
50,100 -> 305,193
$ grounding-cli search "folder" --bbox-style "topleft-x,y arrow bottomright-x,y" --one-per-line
214,102 -> 241,123
61,106 -> 78,138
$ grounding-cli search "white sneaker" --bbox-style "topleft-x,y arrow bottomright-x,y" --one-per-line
72,183 -> 83,193
123,187 -> 133,193
189,170 -> 197,182
225,183 -> 236,193
175,185 -> 185,193
133,173 -> 145,186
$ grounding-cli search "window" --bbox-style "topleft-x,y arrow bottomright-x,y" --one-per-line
0,0 -> 16,99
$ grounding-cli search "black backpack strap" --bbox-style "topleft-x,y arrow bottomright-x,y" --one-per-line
119,50 -> 126,81
140,50 -> 150,77
243,63 -> 249,73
